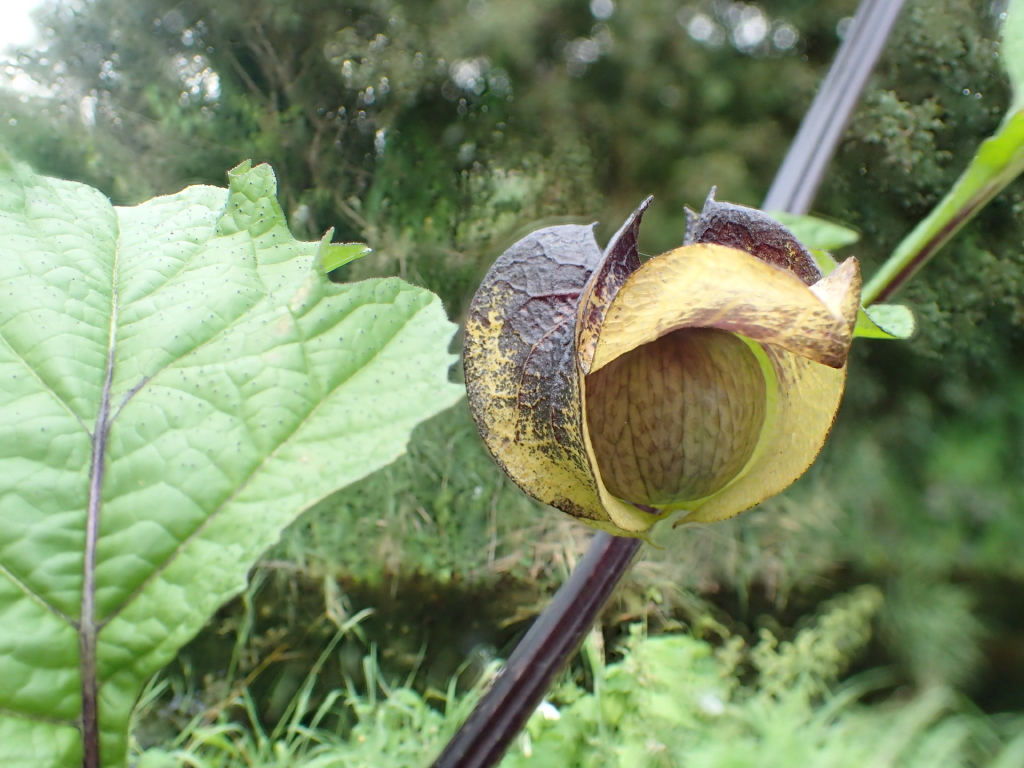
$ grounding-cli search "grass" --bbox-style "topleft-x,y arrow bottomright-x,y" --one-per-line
256,352 -> 1024,699
131,586 -> 1024,768
151,350 -> 1024,752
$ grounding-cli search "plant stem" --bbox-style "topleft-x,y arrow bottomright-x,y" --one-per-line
862,113 -> 1024,305
429,532 -> 642,768
762,0 -> 908,215
861,189 -> 990,306
432,2 -> 905,766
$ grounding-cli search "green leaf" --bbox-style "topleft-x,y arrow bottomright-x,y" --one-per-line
317,234 -> 371,273
0,159 -> 462,767
768,211 -> 860,251
854,304 -> 916,340
810,249 -> 839,276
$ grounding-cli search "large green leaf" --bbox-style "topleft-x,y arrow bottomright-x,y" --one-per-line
0,158 -> 461,767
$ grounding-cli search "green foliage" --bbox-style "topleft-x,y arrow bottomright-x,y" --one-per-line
0,157 -> 460,767
3,0 -> 1021,345
4,0 -> 1024,756
272,400 -> 555,586
862,0 -> 1024,305
506,590 -> 893,768
882,579 -> 986,689
131,589 -> 1024,768
0,0 -> 872,316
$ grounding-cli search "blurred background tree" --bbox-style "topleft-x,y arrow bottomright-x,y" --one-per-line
5,0 -> 1024,758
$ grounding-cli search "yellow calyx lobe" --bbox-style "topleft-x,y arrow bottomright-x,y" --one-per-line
463,195 -> 861,537
585,327 -> 767,506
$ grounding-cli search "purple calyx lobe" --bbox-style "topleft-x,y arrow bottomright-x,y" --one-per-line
576,197 -> 651,375
685,188 -> 822,286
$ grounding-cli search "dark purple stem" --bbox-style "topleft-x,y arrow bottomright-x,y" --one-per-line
432,2 -> 905,766
430,532 -> 641,768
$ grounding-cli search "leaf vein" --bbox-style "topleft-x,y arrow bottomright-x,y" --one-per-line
0,561 -> 77,626
0,704 -> 79,729
97,293 -> 422,628
0,331 -> 91,436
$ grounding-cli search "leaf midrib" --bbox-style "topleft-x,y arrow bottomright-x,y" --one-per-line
78,213 -> 121,768
0,238 -> 242,621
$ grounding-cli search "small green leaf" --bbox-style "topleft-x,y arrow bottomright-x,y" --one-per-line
854,304 -> 915,340
810,249 -> 839,276
769,211 -> 860,251
0,158 -> 461,767
318,230 -> 371,272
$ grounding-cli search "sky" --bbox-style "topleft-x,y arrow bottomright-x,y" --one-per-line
0,0 -> 46,54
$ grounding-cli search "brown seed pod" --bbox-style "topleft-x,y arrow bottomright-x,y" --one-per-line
464,196 -> 860,535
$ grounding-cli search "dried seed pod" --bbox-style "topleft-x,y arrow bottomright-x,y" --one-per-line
464,195 -> 860,535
